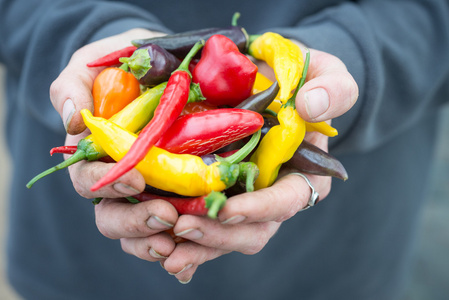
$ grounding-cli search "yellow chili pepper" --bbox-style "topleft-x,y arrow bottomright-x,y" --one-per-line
250,50 -> 310,190
253,71 -> 338,137
250,99 -> 306,190
80,109 -> 242,197
249,32 -> 304,102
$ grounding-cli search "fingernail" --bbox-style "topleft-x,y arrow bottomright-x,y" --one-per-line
149,248 -> 167,259
179,277 -> 192,284
62,99 -> 76,131
304,88 -> 330,120
147,216 -> 173,230
221,215 -> 246,225
175,228 -> 203,240
168,263 -> 193,276
113,183 -> 140,195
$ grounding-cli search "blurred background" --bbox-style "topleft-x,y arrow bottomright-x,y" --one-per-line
0,64 -> 448,299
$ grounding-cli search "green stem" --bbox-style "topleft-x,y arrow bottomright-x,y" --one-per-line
177,40 -> 204,73
26,150 -> 87,188
238,162 -> 259,192
119,62 -> 129,72
204,191 -> 227,219
231,12 -> 241,26
219,130 -> 261,164
284,48 -> 311,108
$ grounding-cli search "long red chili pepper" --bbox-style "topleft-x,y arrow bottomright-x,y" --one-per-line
86,46 -> 137,67
90,41 -> 205,192
129,191 -> 227,219
155,108 -> 263,156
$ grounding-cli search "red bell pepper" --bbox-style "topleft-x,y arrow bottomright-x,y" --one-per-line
192,34 -> 258,107
90,41 -> 204,192
155,108 -> 263,156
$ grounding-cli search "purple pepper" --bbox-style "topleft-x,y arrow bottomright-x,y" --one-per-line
120,43 -> 181,87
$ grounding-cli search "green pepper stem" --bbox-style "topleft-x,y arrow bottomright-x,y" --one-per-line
231,12 -> 241,26
238,162 -> 259,192
125,196 -> 141,204
204,191 -> 227,219
219,130 -> 261,165
177,40 -> 204,74
26,150 -> 87,188
120,49 -> 151,80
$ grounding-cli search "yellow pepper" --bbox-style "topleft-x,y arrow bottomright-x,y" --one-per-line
250,50 -> 310,190
81,109 -> 242,197
249,32 -> 304,102
250,98 -> 306,190
252,71 -> 338,137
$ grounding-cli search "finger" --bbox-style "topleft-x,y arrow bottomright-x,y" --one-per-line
173,215 -> 280,255
67,159 -> 145,199
49,29 -> 161,135
120,231 -> 176,262
95,198 -> 178,240
295,49 -> 359,122
161,241 -> 229,284
218,173 -> 331,225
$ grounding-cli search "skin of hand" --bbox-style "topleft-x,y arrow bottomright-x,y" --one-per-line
49,30 -> 358,284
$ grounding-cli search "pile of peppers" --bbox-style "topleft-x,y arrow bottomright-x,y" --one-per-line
27,13 -> 348,219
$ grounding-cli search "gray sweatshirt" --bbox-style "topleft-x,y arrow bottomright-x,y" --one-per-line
1,0 -> 448,299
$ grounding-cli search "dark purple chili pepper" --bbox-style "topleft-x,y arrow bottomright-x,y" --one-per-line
131,13 -> 250,58
235,80 -> 279,112
119,44 -> 181,86
262,114 -> 348,180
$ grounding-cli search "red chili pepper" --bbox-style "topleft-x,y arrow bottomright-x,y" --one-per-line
130,191 -> 227,219
50,146 -> 77,156
192,34 -> 258,107
90,41 -> 205,192
156,108 -> 263,156
86,46 -> 137,67
180,101 -> 217,116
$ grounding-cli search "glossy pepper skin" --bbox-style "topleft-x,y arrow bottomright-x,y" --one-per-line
131,191 -> 228,219
251,99 -> 306,189
91,41 -> 204,192
120,43 -> 181,87
131,13 -> 249,58
261,114 -> 348,181
92,65 -> 141,119
155,108 -> 264,156
250,50 -> 310,190
192,34 -> 258,107
81,109 -> 240,197
249,32 -> 304,102
87,46 -> 137,68
251,70 -> 338,137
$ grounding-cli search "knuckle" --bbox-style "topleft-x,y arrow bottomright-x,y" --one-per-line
242,233 -> 268,255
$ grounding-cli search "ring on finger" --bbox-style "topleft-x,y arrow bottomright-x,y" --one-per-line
290,172 -> 319,211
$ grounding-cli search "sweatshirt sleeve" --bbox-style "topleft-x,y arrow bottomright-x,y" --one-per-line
0,0 -> 171,133
270,0 -> 449,154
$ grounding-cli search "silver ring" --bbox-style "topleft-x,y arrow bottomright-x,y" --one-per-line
290,173 -> 319,211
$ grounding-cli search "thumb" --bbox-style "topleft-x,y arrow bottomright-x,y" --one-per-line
295,49 -> 359,122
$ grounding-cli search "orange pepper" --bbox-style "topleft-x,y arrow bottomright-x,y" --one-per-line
92,65 -> 141,119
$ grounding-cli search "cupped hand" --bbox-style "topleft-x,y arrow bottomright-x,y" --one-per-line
50,29 -> 181,260
159,46 -> 358,283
